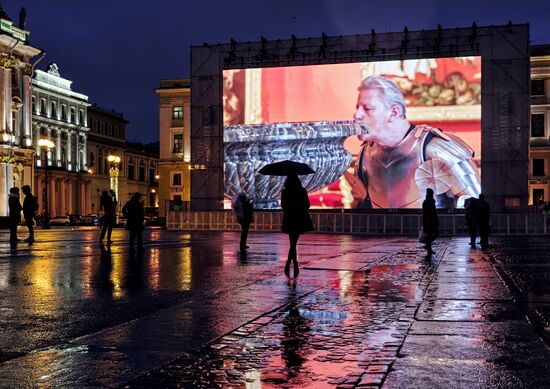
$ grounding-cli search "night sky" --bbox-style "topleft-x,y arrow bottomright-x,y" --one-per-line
4,1 -> 550,143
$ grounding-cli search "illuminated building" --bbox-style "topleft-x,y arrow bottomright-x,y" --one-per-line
87,106 -> 159,215
31,63 -> 91,216
155,79 -> 191,216
529,45 -> 550,206
0,7 -> 41,216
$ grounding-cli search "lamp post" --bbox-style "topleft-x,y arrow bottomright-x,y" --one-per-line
107,154 -> 121,204
38,138 -> 55,229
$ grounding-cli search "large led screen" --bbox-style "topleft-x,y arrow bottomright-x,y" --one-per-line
223,57 -> 481,209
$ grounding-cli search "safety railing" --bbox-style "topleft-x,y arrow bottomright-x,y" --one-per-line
166,211 -> 550,235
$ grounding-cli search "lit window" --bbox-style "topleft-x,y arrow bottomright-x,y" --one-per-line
173,134 -> 183,153
172,106 -> 183,120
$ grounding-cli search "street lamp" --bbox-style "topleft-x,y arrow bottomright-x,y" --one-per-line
38,138 -> 55,229
107,154 -> 121,203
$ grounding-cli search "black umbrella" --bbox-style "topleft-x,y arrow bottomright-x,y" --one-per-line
258,160 -> 315,176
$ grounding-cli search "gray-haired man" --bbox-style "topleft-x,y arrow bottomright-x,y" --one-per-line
354,75 -> 481,209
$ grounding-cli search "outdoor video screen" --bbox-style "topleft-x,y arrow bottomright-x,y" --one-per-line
223,57 -> 481,209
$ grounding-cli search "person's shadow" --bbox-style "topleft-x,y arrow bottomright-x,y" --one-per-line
281,300 -> 311,377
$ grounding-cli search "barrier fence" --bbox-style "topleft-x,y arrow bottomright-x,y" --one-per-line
166,211 -> 550,236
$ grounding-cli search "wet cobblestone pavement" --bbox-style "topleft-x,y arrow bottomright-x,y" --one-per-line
0,228 -> 549,387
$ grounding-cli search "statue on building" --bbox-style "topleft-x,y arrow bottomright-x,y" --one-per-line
19,7 -> 26,29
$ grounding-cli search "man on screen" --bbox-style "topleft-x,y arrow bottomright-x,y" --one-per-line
355,75 -> 480,208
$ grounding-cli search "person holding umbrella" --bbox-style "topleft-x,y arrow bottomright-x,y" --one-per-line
259,160 -> 315,277
281,174 -> 314,277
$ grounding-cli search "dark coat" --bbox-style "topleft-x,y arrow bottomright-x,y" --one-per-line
100,194 -> 117,224
23,194 -> 37,219
8,194 -> 22,223
281,186 -> 314,235
465,197 -> 479,227
478,199 -> 491,230
122,198 -> 144,231
422,198 -> 439,237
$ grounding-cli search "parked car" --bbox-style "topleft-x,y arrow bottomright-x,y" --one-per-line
68,214 -> 83,226
81,214 -> 100,226
116,217 -> 127,227
49,216 -> 71,226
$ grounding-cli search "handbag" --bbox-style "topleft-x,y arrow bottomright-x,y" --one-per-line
418,227 -> 427,243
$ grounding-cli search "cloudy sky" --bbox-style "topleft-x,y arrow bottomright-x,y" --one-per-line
4,0 -> 550,142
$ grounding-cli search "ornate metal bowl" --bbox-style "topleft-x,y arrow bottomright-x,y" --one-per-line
224,121 -> 366,209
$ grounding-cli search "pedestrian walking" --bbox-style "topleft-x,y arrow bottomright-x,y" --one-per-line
281,175 -> 314,278
465,197 -> 479,248
122,192 -> 145,252
99,190 -> 116,245
478,194 -> 491,249
8,187 -> 22,242
232,193 -> 254,250
422,188 -> 439,256
22,185 -> 37,243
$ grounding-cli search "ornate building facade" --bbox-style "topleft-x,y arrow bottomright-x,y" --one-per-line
0,9 -> 41,216
155,79 -> 191,216
32,63 -> 91,217
529,45 -> 550,206
87,106 -> 158,215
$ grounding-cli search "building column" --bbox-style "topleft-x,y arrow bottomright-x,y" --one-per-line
82,134 -> 88,170
85,180 -> 91,215
48,176 -> 56,217
0,162 -> 14,217
36,173 -> 44,215
80,180 -> 86,216
75,134 -> 80,171
23,64 -> 32,140
56,128 -> 62,165
60,178 -> 66,216
67,178 -> 75,215
46,127 -> 52,166
67,130 -> 72,170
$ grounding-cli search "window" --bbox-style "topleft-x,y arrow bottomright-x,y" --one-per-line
40,99 -> 46,115
98,153 -> 103,174
172,173 -> 182,186
533,159 -> 545,177
172,106 -> 183,120
531,114 -> 545,138
32,96 -> 36,114
149,168 -> 156,184
50,101 -> 57,118
127,164 -> 135,180
78,109 -> 84,125
70,107 -> 76,123
61,105 -> 67,121
173,134 -> 183,153
532,79 -> 546,96
139,166 -> 145,182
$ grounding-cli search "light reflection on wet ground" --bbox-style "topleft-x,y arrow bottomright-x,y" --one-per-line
1,229 -> 550,387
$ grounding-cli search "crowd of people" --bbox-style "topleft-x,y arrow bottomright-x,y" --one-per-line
8,186 -> 146,253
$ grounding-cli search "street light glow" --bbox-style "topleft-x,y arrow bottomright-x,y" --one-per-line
38,139 -> 55,149
107,154 -> 121,163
